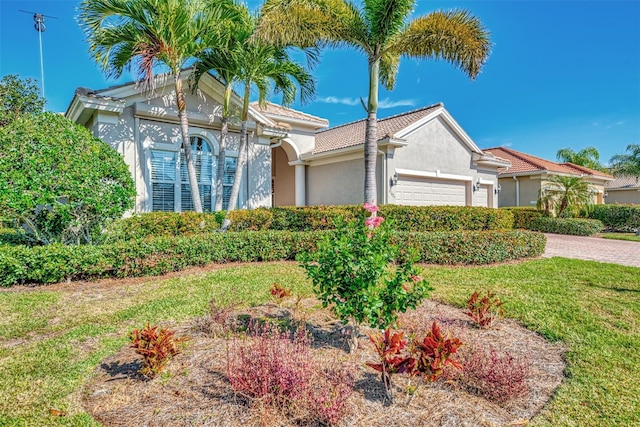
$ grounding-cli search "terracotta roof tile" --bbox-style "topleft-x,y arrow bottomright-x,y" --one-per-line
314,103 -> 443,154
606,175 -> 640,189
484,147 -> 614,179
251,101 -> 329,126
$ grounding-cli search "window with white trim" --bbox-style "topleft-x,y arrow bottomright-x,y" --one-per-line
150,136 -> 239,212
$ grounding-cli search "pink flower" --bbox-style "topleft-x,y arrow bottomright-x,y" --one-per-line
365,216 -> 385,228
363,202 -> 379,213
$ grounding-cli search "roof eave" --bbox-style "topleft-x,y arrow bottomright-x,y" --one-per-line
65,93 -> 126,125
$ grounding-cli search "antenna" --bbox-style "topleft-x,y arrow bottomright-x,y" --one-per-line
19,10 -> 58,111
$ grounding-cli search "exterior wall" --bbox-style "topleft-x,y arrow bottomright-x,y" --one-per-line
606,189 -> 640,204
272,146 -> 295,206
497,176 -> 542,208
307,157 -> 365,205
386,117 -> 499,207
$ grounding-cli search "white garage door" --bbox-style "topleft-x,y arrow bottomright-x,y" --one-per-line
472,185 -> 489,207
394,177 -> 467,206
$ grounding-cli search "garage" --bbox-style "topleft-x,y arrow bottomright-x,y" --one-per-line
393,176 -> 468,206
472,184 -> 490,207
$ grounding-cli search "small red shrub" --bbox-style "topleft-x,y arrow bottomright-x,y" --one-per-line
129,324 -> 188,379
411,321 -> 463,382
462,346 -> 530,402
270,282 -> 292,303
366,328 -> 414,401
465,291 -> 504,328
305,366 -> 356,426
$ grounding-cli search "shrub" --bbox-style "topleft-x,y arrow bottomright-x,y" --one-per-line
366,329 -> 414,402
0,228 -> 32,246
129,324 -> 188,379
105,212 -> 220,242
529,217 -> 603,236
299,205 -> 431,350
587,204 -> 640,233
270,282 -> 292,303
465,291 -> 504,328
461,346 -> 530,403
0,112 -> 135,245
502,207 -> 545,229
0,229 -> 546,287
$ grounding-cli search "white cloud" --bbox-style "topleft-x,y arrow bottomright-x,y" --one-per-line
378,98 -> 417,109
317,96 -> 360,106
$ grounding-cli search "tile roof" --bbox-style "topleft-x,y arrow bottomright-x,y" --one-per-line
313,103 -> 443,154
484,146 -> 613,179
606,175 -> 640,189
251,101 -> 329,126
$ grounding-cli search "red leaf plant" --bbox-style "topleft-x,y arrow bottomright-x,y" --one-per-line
129,324 -> 188,379
270,282 -> 292,303
411,321 -> 463,383
366,328 -> 415,402
465,291 -> 504,328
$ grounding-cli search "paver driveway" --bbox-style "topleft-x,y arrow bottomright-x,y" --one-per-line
543,233 -> 640,268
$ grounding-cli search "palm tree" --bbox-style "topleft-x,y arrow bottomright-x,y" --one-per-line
256,0 -> 490,205
610,144 -> 640,178
196,6 -> 315,229
556,147 -> 607,172
78,0 -> 236,212
537,175 -> 596,218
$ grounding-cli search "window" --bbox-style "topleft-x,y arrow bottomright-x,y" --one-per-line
150,136 -> 238,212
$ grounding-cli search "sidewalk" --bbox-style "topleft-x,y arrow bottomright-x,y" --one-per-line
542,234 -> 640,268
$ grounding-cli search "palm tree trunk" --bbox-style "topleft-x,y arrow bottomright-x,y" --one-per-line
364,57 -> 380,205
175,75 -> 203,213
221,85 -> 251,231
215,116 -> 228,212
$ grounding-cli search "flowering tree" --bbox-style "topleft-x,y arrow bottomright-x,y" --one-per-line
299,203 -> 430,351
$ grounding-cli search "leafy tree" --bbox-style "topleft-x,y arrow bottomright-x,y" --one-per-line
257,0 -> 490,205
556,146 -> 607,172
0,74 -> 45,126
0,113 -> 135,245
195,5 -> 315,229
537,175 -> 596,218
610,144 -> 640,178
78,0 -> 237,212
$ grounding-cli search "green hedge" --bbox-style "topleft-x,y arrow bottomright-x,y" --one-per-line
501,207 -> 546,229
105,212 -> 223,242
227,205 -> 513,232
587,205 -> 640,233
0,230 -> 545,287
529,217 -> 604,236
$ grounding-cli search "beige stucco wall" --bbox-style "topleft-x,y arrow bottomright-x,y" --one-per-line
307,157 -> 367,205
605,189 -> 640,204
497,176 -> 542,208
272,146 -> 295,206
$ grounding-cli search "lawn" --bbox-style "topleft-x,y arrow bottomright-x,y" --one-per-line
0,258 -> 638,426
600,232 -> 640,242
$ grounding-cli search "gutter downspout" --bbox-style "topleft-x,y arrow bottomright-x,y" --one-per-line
513,176 -> 520,207
378,149 -> 387,205
134,117 -> 140,213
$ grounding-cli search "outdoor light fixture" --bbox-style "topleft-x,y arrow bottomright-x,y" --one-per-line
391,172 -> 398,186
495,184 -> 502,194
473,178 -> 482,192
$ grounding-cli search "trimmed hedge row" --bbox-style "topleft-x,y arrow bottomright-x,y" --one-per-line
0,230 -> 545,287
587,205 -> 640,233
227,205 -> 514,232
105,212 -> 223,242
500,207 -> 546,229
529,217 -> 604,236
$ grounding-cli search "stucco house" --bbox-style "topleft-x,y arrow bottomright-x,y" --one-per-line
483,147 -> 614,208
605,176 -> 640,204
65,72 -> 510,212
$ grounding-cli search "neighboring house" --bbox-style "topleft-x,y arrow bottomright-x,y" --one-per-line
605,175 -> 640,204
259,102 -> 510,208
484,147 -> 614,207
66,72 -> 509,212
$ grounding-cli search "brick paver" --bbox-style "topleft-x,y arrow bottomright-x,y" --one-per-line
543,234 -> 640,268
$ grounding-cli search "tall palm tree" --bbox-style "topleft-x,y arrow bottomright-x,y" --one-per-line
78,0 -> 236,212
610,144 -> 640,178
556,147 -> 607,172
196,6 -> 315,229
537,175 -> 596,218
256,0 -> 490,205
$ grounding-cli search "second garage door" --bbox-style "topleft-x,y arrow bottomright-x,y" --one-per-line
394,176 -> 467,206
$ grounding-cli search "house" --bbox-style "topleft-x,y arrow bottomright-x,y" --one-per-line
483,147 -> 614,207
605,176 -> 640,204
65,72 -> 510,212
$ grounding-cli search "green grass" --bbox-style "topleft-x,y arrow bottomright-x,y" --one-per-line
600,232 -> 640,242
0,258 -> 638,426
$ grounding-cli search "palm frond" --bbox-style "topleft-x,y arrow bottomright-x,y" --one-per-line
364,0 -> 413,47
392,9 -> 490,80
379,50 -> 400,90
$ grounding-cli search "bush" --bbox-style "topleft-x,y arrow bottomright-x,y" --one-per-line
129,324 -> 188,379
587,204 -> 640,233
501,207 -> 545,229
0,112 -> 135,245
0,230 -> 545,287
529,217 -> 603,236
0,228 -> 32,246
226,205 -> 512,232
105,212 -> 220,242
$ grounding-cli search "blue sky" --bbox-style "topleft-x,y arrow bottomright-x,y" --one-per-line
1,0 -> 639,164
